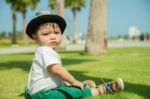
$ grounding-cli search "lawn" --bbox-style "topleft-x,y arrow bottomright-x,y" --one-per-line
0,47 -> 150,99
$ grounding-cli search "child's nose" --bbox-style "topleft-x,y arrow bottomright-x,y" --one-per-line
50,34 -> 56,39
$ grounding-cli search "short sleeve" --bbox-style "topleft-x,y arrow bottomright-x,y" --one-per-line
39,47 -> 61,69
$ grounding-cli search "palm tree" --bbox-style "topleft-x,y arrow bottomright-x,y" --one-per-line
66,0 -> 86,43
17,0 -> 39,45
85,0 -> 107,54
48,0 -> 64,16
5,0 -> 18,45
48,0 -> 66,50
56,0 -> 64,16
5,0 -> 39,45
56,0 -> 67,49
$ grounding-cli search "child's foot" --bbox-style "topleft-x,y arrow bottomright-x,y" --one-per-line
83,80 -> 96,88
97,78 -> 124,95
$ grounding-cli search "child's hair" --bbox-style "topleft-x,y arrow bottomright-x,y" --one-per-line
35,22 -> 61,34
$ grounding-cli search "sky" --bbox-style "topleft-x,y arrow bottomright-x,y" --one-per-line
0,0 -> 150,36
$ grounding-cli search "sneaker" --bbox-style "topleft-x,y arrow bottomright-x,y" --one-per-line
97,78 -> 124,94
83,80 -> 96,88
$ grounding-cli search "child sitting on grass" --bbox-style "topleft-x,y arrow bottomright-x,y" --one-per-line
25,10 -> 124,99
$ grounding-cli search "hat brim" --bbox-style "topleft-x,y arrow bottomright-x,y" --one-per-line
26,15 -> 66,39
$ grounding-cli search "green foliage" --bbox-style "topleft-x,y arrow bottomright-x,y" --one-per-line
65,0 -> 86,10
17,39 -> 35,45
48,0 -> 56,10
48,0 -> 86,11
0,32 -> 10,39
0,39 -> 35,46
0,39 -> 11,46
5,0 -> 40,12
0,47 -> 150,99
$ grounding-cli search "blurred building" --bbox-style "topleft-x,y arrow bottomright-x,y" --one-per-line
129,26 -> 141,39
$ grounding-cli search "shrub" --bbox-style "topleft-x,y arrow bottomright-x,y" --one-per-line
0,39 -> 11,46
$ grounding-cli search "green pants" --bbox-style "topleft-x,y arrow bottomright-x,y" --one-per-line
25,84 -> 92,99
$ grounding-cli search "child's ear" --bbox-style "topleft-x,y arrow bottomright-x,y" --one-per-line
32,34 -> 37,40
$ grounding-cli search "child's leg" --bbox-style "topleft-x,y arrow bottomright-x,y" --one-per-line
90,78 -> 124,96
90,85 -> 105,96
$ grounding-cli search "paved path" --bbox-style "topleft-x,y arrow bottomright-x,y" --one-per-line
108,41 -> 150,47
0,41 -> 150,54
0,46 -> 35,54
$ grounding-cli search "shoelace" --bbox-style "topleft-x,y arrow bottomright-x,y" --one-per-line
101,78 -> 113,93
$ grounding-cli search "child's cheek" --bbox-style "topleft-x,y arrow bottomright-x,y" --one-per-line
43,38 -> 49,43
39,37 -> 49,43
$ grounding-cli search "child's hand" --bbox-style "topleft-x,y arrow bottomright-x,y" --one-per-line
64,81 -> 72,86
72,80 -> 84,90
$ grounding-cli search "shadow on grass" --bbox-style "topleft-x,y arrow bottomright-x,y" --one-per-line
62,58 -> 95,67
0,58 -> 94,72
0,61 -> 31,72
70,70 -> 150,99
0,52 -> 95,71
60,51 -> 96,67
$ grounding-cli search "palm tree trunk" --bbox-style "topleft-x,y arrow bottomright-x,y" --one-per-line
85,0 -> 107,54
56,0 -> 66,50
72,9 -> 77,43
22,12 -> 29,46
56,0 -> 64,16
12,11 -> 17,44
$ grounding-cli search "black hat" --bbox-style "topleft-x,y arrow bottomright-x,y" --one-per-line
26,11 -> 66,39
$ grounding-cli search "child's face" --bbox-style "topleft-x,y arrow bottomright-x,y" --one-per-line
32,23 -> 62,48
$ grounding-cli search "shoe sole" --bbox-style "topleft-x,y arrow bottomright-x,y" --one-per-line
116,78 -> 124,90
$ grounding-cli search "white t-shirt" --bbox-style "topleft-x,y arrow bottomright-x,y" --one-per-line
28,46 -> 63,95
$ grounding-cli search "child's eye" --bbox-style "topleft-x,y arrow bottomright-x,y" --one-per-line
42,32 -> 49,35
55,31 -> 61,34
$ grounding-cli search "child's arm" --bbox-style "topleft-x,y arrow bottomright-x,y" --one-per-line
47,64 -> 84,89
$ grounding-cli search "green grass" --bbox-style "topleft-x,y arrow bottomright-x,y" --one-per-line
0,47 -> 150,99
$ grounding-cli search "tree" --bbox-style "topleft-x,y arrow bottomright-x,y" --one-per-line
56,0 -> 67,49
48,0 -> 66,50
85,0 -> 107,54
66,0 -> 86,43
17,0 -> 39,45
5,0 -> 39,45
5,0 -> 18,44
